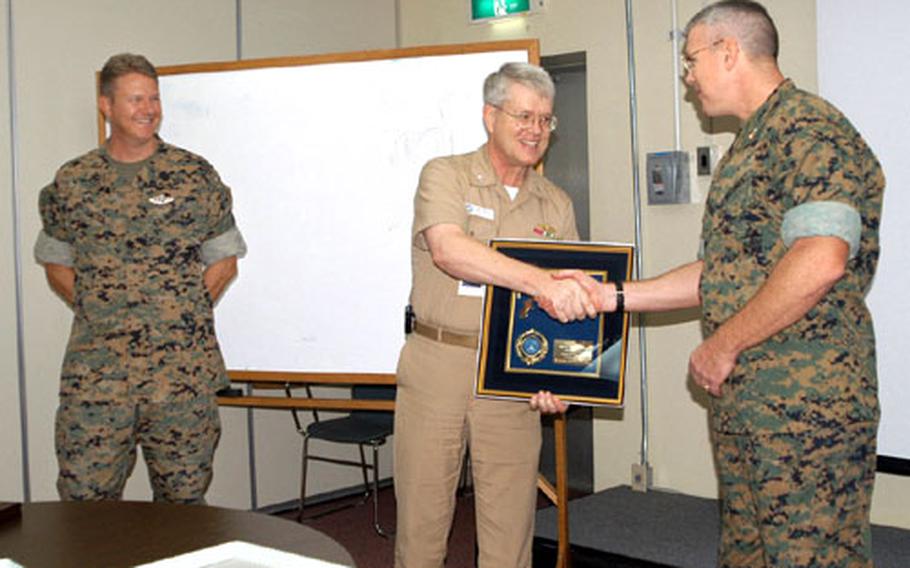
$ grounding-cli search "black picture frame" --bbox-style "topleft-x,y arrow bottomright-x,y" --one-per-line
475,239 -> 634,407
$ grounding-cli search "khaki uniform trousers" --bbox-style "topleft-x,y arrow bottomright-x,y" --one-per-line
394,333 -> 541,568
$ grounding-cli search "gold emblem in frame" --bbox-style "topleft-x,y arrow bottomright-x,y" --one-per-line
515,328 -> 548,365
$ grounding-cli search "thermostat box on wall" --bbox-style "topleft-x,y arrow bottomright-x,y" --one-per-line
646,151 -> 690,205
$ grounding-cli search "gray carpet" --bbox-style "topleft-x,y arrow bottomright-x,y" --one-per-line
535,485 -> 910,568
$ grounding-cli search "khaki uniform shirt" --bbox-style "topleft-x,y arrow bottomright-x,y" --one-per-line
38,140 -> 243,403
409,145 -> 579,334
700,81 -> 885,435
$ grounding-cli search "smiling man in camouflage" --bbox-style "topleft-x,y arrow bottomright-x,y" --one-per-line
34,53 -> 246,503
544,1 -> 886,566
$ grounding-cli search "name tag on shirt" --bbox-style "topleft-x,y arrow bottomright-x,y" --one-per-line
465,202 -> 494,221
458,280 -> 485,298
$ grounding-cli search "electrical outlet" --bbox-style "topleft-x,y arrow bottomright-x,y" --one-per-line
631,463 -> 652,492
696,145 -> 714,176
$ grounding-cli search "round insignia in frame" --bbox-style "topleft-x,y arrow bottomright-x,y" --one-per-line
516,328 -> 548,366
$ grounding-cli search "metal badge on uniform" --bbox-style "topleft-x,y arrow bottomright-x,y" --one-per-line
457,280 -> 485,298
465,202 -> 494,221
149,193 -> 175,205
533,224 -> 557,239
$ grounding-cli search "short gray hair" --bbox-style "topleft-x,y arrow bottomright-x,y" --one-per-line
100,53 -> 158,99
483,62 -> 555,107
684,1 -> 778,59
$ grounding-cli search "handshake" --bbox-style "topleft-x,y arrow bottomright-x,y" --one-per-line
527,270 -> 624,415
533,269 -> 622,324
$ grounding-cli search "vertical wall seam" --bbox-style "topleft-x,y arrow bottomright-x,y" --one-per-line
235,0 -> 243,61
394,0 -> 402,49
625,0 -> 651,477
235,0 -> 258,512
671,0 -> 682,151
7,0 -> 31,502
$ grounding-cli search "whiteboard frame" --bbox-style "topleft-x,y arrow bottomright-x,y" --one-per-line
94,40 -> 539,379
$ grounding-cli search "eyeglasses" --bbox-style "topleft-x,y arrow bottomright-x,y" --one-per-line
680,39 -> 724,74
493,105 -> 558,132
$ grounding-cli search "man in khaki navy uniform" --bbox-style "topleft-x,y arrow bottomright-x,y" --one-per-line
394,62 -> 595,568
35,53 -> 246,503
545,2 -> 885,567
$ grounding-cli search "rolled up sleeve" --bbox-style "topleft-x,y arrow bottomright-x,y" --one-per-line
34,230 -> 74,266
782,200 -> 861,259
200,225 -> 248,266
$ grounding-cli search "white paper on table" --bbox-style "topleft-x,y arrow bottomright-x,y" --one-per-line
135,540 -> 349,568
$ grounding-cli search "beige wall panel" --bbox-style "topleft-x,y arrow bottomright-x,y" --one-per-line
208,408 -> 253,508
250,394 -> 394,510
872,473 -> 910,529
13,0 -> 240,503
0,0 -> 25,502
251,404 -> 394,510
251,409 -> 306,508
240,0 -> 397,58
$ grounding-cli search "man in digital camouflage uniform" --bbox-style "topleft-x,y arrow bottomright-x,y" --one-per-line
35,53 -> 246,503
541,2 -> 885,566
394,62 -> 595,568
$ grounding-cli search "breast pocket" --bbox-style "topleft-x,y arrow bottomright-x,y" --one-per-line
147,190 -> 212,243
466,215 -> 498,243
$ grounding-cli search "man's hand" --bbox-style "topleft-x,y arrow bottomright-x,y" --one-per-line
688,336 -> 737,397
45,263 -> 76,306
204,256 -> 238,303
553,269 -> 613,312
685,237 -> 851,398
534,276 -> 597,323
529,390 -> 569,414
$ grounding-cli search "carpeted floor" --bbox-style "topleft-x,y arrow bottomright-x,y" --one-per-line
535,485 -> 910,568
273,486 -> 673,568
275,484 -> 910,568
275,486 -> 476,568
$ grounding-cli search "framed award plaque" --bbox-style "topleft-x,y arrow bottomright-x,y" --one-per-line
475,239 -> 634,407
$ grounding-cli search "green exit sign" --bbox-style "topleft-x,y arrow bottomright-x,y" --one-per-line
471,0 -> 532,21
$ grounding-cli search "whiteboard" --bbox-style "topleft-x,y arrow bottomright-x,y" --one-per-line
154,44 -> 532,373
818,2 -> 910,462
